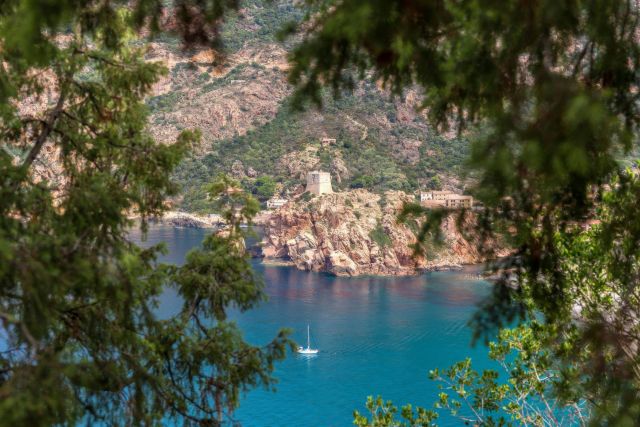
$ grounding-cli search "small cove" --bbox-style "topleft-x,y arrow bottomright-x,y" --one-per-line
131,224 -> 497,426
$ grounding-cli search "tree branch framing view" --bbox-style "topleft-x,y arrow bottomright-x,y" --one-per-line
1,0 -> 639,425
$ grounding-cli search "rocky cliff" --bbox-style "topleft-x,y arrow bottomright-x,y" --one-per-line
146,42 -> 290,151
261,190 -> 507,276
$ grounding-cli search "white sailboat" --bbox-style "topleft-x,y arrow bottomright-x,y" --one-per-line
297,324 -> 319,354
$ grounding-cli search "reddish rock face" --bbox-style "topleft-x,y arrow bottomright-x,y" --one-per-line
261,189 -> 508,277
145,42 -> 291,150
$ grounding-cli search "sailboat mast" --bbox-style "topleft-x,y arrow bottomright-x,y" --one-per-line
307,324 -> 310,349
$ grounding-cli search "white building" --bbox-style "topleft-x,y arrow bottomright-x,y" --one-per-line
420,190 -> 473,208
444,195 -> 473,208
420,190 -> 454,202
266,198 -> 288,209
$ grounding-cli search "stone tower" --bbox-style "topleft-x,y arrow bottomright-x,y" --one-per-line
306,170 -> 333,195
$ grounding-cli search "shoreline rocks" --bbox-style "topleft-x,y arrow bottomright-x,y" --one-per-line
260,189 -> 508,277
140,210 -> 275,229
147,211 -> 225,228
142,197 -> 509,278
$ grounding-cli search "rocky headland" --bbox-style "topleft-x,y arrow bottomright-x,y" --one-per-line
260,189 -> 508,276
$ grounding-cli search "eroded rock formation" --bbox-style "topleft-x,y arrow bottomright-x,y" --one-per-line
261,189 -> 508,276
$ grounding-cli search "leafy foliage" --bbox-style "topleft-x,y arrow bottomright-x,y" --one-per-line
287,0 -> 640,323
220,0 -> 304,52
354,323 -> 590,427
368,223 -> 392,248
506,168 -> 640,424
353,396 -> 437,427
284,0 -> 640,423
248,175 -> 277,200
0,3 -> 293,425
173,90 -> 469,211
7,0 -> 640,425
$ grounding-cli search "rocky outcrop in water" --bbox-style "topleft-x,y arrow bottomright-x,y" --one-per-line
150,211 -> 224,228
261,190 -> 507,276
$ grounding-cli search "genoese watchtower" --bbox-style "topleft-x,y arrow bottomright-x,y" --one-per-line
306,170 -> 332,195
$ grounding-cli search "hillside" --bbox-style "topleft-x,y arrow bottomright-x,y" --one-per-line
143,0 -> 470,212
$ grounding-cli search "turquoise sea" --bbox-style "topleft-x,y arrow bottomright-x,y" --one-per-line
132,225 -> 497,427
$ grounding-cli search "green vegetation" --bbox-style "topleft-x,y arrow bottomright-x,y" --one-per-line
147,91 -> 182,113
247,175 -> 277,200
0,2 -> 292,425
142,1 -> 470,213
289,0 -> 640,423
221,0 -> 304,52
354,323 -> 590,426
369,223 -> 392,248
300,191 -> 314,202
7,0 -> 640,425
172,89 -> 469,211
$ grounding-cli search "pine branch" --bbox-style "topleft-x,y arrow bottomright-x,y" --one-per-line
21,89 -> 66,169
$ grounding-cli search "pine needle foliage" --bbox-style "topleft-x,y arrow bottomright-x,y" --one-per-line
285,0 -> 640,423
0,3 -> 292,426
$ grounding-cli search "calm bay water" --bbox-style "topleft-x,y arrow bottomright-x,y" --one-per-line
131,225 -> 496,427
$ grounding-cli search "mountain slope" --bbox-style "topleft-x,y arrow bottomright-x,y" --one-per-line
143,0 -> 469,212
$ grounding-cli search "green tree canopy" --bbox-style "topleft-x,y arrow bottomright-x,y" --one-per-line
287,0 -> 639,297
0,3 -> 292,425
354,322 -> 591,426
5,0 -> 640,424
285,0 -> 640,422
